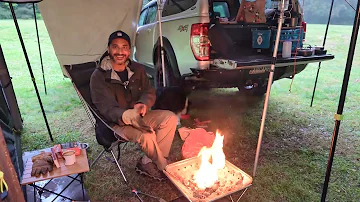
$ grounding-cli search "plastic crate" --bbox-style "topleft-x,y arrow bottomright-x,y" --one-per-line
271,28 -> 304,53
252,29 -> 271,49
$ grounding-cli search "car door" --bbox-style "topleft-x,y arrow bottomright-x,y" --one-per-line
135,3 -> 158,66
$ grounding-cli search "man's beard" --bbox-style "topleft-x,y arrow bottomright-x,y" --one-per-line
109,53 -> 128,65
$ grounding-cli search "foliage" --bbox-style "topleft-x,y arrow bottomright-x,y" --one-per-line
0,2 -> 41,19
303,0 -> 358,25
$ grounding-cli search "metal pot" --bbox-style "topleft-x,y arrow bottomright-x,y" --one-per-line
297,48 -> 313,57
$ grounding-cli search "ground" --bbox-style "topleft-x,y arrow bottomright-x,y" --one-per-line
0,20 -> 359,201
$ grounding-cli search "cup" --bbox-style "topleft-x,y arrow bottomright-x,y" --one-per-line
63,150 -> 76,165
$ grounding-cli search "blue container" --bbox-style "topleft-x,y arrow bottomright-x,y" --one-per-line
271,28 -> 304,53
252,29 -> 271,49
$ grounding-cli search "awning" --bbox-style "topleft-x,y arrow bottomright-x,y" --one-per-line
38,0 -> 143,67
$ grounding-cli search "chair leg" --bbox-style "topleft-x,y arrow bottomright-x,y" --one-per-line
90,149 -> 107,168
110,150 -> 128,184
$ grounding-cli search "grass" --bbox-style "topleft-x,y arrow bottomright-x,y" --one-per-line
1,20 -> 359,201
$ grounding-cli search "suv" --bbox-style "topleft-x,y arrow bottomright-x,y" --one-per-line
134,0 -> 334,95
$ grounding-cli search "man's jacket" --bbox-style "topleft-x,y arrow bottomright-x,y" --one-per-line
90,56 -> 156,125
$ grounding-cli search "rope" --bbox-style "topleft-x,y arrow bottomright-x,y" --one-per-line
288,0 -> 304,92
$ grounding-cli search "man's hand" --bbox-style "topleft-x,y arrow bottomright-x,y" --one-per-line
134,103 -> 147,117
122,109 -> 153,133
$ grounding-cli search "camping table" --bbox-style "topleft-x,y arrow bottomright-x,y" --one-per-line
21,148 -> 89,201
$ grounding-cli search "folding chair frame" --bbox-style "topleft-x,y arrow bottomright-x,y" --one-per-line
72,82 -> 129,184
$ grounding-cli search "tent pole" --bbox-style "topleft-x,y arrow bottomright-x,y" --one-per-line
253,0 -> 285,177
321,1 -> 360,201
9,3 -> 53,142
310,0 -> 335,107
32,3 -> 47,95
157,0 -> 166,87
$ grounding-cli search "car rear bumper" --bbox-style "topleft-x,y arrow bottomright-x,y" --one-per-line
186,54 -> 334,88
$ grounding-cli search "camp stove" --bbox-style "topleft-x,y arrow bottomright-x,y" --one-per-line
164,157 -> 253,202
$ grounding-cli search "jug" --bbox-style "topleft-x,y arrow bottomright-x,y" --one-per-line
282,40 -> 292,58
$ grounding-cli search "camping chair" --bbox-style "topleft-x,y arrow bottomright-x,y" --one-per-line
64,61 -> 129,183
65,61 -> 169,202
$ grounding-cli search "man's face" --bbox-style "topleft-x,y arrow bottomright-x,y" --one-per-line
108,38 -> 130,65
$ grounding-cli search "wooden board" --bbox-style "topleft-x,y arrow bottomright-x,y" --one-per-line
0,126 -> 25,202
21,149 -> 89,185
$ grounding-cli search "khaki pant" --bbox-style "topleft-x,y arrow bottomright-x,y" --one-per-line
113,110 -> 178,170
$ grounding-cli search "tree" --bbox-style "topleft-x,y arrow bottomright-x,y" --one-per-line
0,2 -> 41,19
303,0 -> 357,25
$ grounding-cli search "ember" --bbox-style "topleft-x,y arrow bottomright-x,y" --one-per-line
164,130 -> 252,201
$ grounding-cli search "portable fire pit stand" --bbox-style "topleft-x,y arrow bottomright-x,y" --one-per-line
164,156 -> 253,202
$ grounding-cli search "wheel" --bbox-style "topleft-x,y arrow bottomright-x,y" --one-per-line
154,51 -> 180,89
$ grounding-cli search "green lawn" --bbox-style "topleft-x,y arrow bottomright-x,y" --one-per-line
0,20 -> 359,202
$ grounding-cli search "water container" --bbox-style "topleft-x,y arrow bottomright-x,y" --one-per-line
282,40 -> 292,58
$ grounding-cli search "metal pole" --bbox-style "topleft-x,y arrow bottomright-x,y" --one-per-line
321,1 -> 360,201
9,3 -> 53,142
253,0 -> 285,177
32,3 -> 47,95
156,0 -> 166,87
310,0 -> 335,107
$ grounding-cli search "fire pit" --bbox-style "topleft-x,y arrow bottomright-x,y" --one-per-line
164,157 -> 253,202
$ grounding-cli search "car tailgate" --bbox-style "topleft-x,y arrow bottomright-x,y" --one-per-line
211,54 -> 335,70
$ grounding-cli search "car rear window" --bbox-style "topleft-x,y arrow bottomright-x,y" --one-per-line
162,0 -> 198,17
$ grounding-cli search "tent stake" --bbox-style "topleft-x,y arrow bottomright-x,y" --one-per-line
321,1 -> 360,201
310,0 -> 335,107
253,0 -> 285,177
9,3 -> 53,142
32,3 -> 47,95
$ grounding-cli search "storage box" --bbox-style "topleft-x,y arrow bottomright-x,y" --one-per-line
252,29 -> 271,49
271,28 -> 304,53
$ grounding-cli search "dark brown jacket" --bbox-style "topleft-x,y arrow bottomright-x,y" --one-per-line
90,56 -> 155,125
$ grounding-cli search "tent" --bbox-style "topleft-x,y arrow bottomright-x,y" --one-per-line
1,0 -> 359,201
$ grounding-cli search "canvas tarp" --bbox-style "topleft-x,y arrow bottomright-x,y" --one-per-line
38,0 -> 143,69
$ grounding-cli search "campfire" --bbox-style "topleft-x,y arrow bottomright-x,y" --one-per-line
193,131 -> 225,189
164,131 -> 253,201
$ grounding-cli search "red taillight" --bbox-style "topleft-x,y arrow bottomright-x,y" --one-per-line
190,23 -> 210,61
301,21 -> 307,42
301,21 -> 307,33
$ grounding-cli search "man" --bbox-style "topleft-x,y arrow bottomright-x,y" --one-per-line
90,30 -> 178,180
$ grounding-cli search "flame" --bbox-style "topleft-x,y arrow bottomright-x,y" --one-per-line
193,131 -> 225,189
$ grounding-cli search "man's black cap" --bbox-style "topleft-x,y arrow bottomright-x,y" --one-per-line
108,30 -> 131,47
